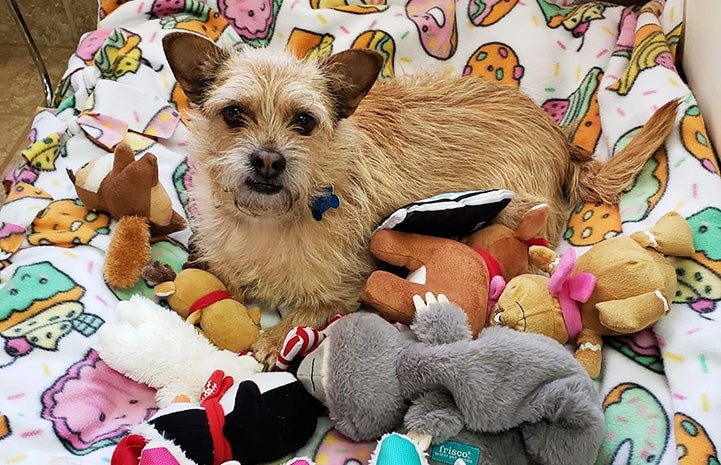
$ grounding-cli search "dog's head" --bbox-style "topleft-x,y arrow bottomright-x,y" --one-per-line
163,32 -> 383,220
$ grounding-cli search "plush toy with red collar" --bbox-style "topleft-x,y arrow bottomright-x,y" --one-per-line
142,262 -> 261,353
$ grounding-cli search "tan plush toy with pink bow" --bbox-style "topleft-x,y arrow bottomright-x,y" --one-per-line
490,211 -> 695,378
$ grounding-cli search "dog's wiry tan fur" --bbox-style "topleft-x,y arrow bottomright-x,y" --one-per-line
163,33 -> 678,367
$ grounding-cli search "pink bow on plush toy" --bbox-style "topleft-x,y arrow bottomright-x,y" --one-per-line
491,248 -> 595,340
547,249 -> 596,341
487,275 -> 507,321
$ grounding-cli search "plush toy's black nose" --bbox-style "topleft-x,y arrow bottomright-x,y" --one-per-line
250,149 -> 286,179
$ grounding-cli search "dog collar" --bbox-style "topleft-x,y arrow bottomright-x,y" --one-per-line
310,186 -> 340,221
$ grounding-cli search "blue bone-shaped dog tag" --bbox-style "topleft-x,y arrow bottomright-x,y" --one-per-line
310,186 -> 340,221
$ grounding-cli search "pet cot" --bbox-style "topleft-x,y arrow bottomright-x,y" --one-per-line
0,0 -> 720,463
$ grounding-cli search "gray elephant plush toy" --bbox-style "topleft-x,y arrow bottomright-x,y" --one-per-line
296,294 -> 605,465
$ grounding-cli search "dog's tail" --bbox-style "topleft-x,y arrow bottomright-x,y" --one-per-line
566,99 -> 679,206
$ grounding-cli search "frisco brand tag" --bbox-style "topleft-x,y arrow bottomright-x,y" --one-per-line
430,440 -> 481,465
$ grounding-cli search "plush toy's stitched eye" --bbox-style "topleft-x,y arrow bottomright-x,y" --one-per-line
292,112 -> 317,136
221,104 -> 246,128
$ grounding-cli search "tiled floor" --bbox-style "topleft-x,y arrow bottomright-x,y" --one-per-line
0,44 -> 76,175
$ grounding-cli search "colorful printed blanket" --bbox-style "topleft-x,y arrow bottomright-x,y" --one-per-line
1,0 -> 720,463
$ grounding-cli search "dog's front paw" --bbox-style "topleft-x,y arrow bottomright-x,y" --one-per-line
251,326 -> 287,370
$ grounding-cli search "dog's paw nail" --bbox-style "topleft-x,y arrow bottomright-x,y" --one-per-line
250,343 -> 280,371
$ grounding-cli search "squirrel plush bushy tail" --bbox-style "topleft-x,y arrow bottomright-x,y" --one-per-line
104,216 -> 151,288
567,99 -> 680,206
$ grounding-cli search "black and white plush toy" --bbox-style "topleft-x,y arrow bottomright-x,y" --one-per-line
376,189 -> 514,238
98,296 -> 322,465
112,370 -> 321,465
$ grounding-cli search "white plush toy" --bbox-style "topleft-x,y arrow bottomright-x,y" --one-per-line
97,295 -> 263,407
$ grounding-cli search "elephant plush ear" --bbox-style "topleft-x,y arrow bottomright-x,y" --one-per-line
298,313 -> 407,442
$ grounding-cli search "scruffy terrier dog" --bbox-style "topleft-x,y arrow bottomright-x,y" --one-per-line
163,32 -> 677,368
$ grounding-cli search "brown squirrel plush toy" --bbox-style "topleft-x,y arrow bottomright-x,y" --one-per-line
68,142 -> 186,288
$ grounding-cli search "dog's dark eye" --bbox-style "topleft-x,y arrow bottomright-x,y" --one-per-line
221,105 -> 246,128
292,112 -> 316,136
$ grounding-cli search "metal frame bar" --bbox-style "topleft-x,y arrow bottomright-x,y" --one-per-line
4,0 -> 54,107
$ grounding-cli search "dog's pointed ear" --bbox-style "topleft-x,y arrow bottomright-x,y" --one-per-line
323,49 -> 383,119
163,32 -> 230,105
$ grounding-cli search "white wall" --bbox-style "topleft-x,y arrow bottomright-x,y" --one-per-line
682,0 -> 721,153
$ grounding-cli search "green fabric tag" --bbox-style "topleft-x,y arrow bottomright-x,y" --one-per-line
430,441 -> 480,465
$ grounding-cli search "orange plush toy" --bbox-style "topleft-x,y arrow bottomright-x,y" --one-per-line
68,142 -> 186,288
361,205 -> 550,337
490,211 -> 695,378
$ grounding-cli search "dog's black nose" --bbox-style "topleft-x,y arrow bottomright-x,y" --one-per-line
250,149 -> 286,179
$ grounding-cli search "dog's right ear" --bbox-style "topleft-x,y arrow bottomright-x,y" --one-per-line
322,49 -> 384,120
163,32 -> 230,105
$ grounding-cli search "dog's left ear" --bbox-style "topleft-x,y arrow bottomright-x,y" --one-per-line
323,49 -> 384,119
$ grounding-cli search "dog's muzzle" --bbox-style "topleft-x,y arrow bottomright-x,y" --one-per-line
246,149 -> 285,195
